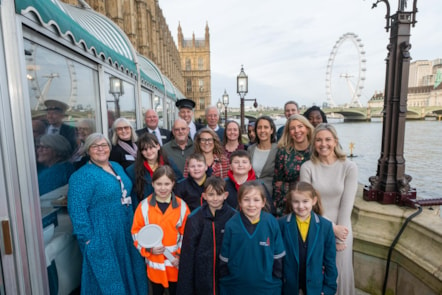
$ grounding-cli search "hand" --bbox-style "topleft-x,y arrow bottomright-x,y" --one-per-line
151,245 -> 165,255
171,257 -> 180,268
333,224 -> 349,241
336,242 -> 347,252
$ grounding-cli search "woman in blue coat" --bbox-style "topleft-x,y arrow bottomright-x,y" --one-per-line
278,181 -> 337,295
126,133 -> 182,209
68,133 -> 147,294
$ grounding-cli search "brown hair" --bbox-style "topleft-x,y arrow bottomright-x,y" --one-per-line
204,176 -> 226,195
284,181 -> 323,215
152,165 -> 176,184
194,128 -> 224,156
237,181 -> 268,211
229,150 -> 251,164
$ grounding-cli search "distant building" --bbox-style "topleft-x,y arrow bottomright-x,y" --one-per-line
368,59 -> 442,108
178,23 -> 211,119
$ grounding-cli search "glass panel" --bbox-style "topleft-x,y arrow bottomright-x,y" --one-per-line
104,73 -> 136,128
25,39 -> 97,294
140,90 -> 152,128
153,95 -> 164,128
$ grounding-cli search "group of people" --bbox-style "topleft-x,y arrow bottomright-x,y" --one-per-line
61,97 -> 357,295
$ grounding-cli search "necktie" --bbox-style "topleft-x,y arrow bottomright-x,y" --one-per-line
52,128 -> 58,134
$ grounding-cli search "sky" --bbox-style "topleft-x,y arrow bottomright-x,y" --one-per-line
160,0 -> 442,108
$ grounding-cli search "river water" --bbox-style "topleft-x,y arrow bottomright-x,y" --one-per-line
274,119 -> 442,200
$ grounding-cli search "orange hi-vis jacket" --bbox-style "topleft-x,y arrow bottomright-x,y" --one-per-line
132,193 -> 190,288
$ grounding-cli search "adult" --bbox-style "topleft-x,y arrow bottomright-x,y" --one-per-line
68,133 -> 148,294
272,114 -> 314,216
184,128 -> 229,178
205,106 -> 225,140
126,133 -> 182,209
163,119 -> 195,174
175,98 -> 203,139
72,118 -> 96,169
109,118 -> 138,169
247,116 -> 278,195
136,109 -> 172,146
223,120 -> 245,159
36,134 -> 74,195
303,105 -> 328,127
276,100 -> 299,140
300,123 -> 358,295
44,99 -> 77,152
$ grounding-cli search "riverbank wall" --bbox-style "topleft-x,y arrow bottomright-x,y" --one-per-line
352,185 -> 442,294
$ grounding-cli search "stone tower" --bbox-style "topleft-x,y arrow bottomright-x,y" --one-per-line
177,22 -> 211,119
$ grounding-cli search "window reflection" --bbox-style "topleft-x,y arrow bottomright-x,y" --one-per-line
105,73 -> 136,128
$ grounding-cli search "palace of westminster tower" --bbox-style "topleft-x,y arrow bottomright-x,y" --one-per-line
62,0 -> 211,118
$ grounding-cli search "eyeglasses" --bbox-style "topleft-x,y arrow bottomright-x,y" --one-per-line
115,126 -> 131,132
90,143 -> 109,150
36,145 -> 51,150
199,138 -> 214,144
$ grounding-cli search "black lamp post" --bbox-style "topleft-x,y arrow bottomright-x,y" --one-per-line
109,77 -> 124,118
237,65 -> 257,133
222,89 -> 229,126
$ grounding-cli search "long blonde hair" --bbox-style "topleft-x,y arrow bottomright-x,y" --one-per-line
278,114 -> 314,152
310,123 -> 346,164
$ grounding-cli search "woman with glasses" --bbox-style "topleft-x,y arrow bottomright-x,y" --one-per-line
68,133 -> 148,294
300,124 -> 358,295
223,120 -> 245,159
247,116 -> 278,197
37,134 -> 75,195
109,117 -> 138,169
126,133 -> 183,209
272,114 -> 314,216
183,128 -> 229,178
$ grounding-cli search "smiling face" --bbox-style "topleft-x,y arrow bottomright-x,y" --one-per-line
203,186 -> 228,214
115,122 -> 132,141
284,103 -> 299,119
307,110 -> 323,127
88,139 -> 111,166
37,145 -> 57,166
141,143 -> 160,163
172,120 -> 190,145
289,119 -> 309,146
206,108 -> 219,129
198,132 -> 215,154
145,110 -> 159,130
290,191 -> 316,221
179,108 -> 193,124
314,129 -> 337,160
239,188 -> 265,223
187,158 -> 208,181
152,174 -> 175,201
230,156 -> 252,178
226,122 -> 240,142
256,119 -> 273,143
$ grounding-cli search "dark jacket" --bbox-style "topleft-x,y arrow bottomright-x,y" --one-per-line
278,212 -> 337,295
109,143 -> 136,169
135,127 -> 172,145
59,123 -> 77,152
173,175 -> 205,212
177,203 -> 237,295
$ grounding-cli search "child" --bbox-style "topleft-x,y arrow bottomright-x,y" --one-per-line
177,176 -> 237,295
132,166 -> 190,295
219,181 -> 285,295
278,181 -> 337,295
174,153 -> 208,211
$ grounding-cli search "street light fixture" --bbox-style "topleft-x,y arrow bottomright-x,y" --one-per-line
109,76 -> 124,118
237,65 -> 257,133
222,89 -> 229,126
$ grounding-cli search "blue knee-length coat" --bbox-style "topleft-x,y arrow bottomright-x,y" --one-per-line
68,161 -> 148,295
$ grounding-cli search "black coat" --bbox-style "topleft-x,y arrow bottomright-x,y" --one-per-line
174,175 -> 205,212
135,127 -> 172,145
177,203 -> 237,295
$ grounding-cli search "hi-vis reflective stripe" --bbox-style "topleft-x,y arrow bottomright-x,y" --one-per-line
274,251 -> 286,259
176,199 -> 188,228
219,254 -> 228,263
141,200 -> 150,225
165,245 -> 178,253
146,258 -> 174,270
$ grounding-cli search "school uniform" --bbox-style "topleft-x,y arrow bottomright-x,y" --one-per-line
173,175 -> 205,212
177,203 -> 237,295
219,211 -> 285,295
278,212 -> 338,295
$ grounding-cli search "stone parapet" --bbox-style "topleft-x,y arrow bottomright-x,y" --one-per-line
352,185 -> 442,295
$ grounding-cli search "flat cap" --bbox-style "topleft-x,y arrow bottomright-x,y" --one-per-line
175,98 -> 195,110
44,100 -> 68,113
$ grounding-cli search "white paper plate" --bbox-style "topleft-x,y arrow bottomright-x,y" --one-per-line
137,224 -> 164,248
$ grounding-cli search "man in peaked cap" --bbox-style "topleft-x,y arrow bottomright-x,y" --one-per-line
176,98 -> 203,140
44,99 -> 77,153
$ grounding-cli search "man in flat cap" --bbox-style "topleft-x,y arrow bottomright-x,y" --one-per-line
44,100 -> 77,153
175,98 -> 203,140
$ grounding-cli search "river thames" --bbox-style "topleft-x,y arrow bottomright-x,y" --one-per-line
274,119 -> 442,200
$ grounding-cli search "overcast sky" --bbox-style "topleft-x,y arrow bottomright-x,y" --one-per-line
160,0 -> 442,108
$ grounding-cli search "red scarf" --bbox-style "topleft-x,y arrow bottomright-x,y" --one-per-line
143,156 -> 165,178
227,168 -> 256,191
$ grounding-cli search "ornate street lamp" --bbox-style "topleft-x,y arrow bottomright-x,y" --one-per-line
109,77 -> 124,118
216,99 -> 223,113
237,65 -> 257,133
222,89 -> 229,126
